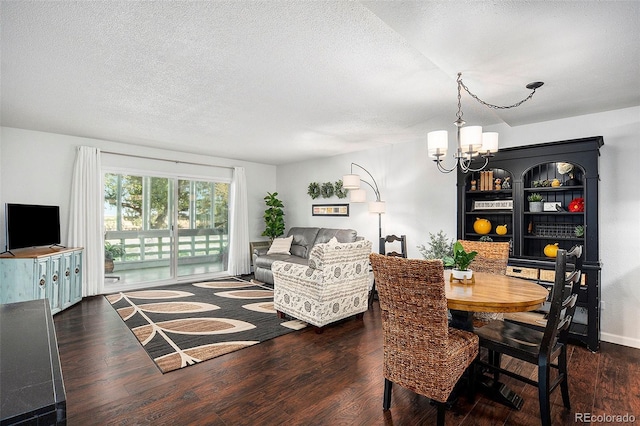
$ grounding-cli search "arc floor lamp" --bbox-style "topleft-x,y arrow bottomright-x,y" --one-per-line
342,163 -> 385,250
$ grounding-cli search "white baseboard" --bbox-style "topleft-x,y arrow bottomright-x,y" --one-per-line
601,332 -> 640,349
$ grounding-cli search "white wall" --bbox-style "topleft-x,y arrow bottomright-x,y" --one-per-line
277,106 -> 640,349
0,127 -> 276,252
276,140 -> 457,258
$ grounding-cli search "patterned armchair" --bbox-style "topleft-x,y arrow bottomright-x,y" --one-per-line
272,239 -> 373,330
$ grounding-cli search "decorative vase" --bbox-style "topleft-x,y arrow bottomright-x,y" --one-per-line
473,218 -> 492,235
105,258 -> 115,273
564,173 -> 581,186
544,243 -> 559,258
529,201 -> 543,212
452,268 -> 473,281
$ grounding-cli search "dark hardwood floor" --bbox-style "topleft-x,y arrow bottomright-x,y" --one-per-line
53,296 -> 640,425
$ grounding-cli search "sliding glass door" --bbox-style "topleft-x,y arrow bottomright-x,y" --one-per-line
176,179 -> 229,278
104,173 -> 229,285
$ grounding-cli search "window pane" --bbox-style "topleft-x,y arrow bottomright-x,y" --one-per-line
215,182 -> 229,233
120,175 -> 142,230
195,181 -> 212,229
104,173 -> 118,231
177,179 -> 191,228
148,177 -> 170,230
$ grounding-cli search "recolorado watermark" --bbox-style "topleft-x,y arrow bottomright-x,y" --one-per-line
575,412 -> 636,423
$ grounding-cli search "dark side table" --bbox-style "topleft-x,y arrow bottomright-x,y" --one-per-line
0,299 -> 66,425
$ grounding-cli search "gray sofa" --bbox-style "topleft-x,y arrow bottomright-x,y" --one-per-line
252,227 -> 359,285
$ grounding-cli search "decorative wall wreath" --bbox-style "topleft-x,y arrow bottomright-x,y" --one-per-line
334,180 -> 348,199
307,182 -> 321,199
320,182 -> 335,198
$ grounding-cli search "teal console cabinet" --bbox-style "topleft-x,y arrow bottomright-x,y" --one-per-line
0,247 -> 83,314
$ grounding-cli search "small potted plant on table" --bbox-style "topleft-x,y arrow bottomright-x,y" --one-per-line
451,241 -> 478,282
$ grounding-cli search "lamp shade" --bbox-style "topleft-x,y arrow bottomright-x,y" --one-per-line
481,132 -> 499,154
342,174 -> 361,189
459,126 -> 483,154
427,130 -> 448,158
349,188 -> 367,203
368,201 -> 386,214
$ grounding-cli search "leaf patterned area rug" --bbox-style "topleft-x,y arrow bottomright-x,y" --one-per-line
105,277 -> 306,373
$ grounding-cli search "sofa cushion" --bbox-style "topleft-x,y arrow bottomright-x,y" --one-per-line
287,227 -> 320,258
267,236 -> 293,255
314,228 -> 358,245
254,253 -> 308,270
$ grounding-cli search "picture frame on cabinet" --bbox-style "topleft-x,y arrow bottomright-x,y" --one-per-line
472,199 -> 513,210
543,202 -> 562,211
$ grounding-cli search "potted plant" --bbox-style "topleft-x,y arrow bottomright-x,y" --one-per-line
528,193 -> 544,212
104,241 -> 125,273
417,230 -> 454,268
262,192 -> 285,242
451,241 -> 478,280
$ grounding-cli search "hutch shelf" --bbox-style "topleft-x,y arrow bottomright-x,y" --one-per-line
457,136 -> 603,351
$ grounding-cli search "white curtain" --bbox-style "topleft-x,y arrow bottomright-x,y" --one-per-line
228,166 -> 250,276
67,146 -> 104,296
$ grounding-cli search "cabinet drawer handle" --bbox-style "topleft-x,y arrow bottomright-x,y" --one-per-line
39,278 -> 46,286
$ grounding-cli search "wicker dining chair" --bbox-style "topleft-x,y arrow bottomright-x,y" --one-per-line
458,240 -> 510,275
458,240 -> 510,325
369,253 -> 479,426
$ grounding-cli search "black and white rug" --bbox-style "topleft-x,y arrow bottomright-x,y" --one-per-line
106,277 -> 306,373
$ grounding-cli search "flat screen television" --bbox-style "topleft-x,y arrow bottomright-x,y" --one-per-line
5,203 -> 61,250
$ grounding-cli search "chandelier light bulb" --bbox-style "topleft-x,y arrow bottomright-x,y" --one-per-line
481,132 -> 499,154
427,130 -> 448,158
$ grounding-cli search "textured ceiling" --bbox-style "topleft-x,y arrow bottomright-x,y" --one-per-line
1,1 -> 639,165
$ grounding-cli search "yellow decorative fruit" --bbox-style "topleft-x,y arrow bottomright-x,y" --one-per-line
496,224 -> 508,235
544,243 -> 559,258
473,218 -> 492,235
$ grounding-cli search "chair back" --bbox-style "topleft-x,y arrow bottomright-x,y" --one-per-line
379,234 -> 407,258
540,245 -> 583,355
369,253 -> 451,392
458,240 -> 510,275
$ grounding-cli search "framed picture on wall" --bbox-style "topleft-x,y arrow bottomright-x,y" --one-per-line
312,204 -> 349,217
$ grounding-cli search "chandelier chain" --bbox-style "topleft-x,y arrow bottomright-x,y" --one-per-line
456,77 -> 464,120
457,73 -> 539,110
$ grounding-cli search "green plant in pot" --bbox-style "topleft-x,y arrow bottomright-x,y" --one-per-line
262,192 -> 285,242
528,192 -> 544,212
417,230 -> 454,268
104,242 -> 125,273
451,241 -> 478,281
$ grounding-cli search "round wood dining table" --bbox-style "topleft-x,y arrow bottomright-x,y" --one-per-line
444,270 -> 549,331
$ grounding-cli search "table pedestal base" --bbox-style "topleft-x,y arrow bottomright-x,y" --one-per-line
450,309 -> 474,331
478,375 -> 524,410
448,309 -> 525,411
